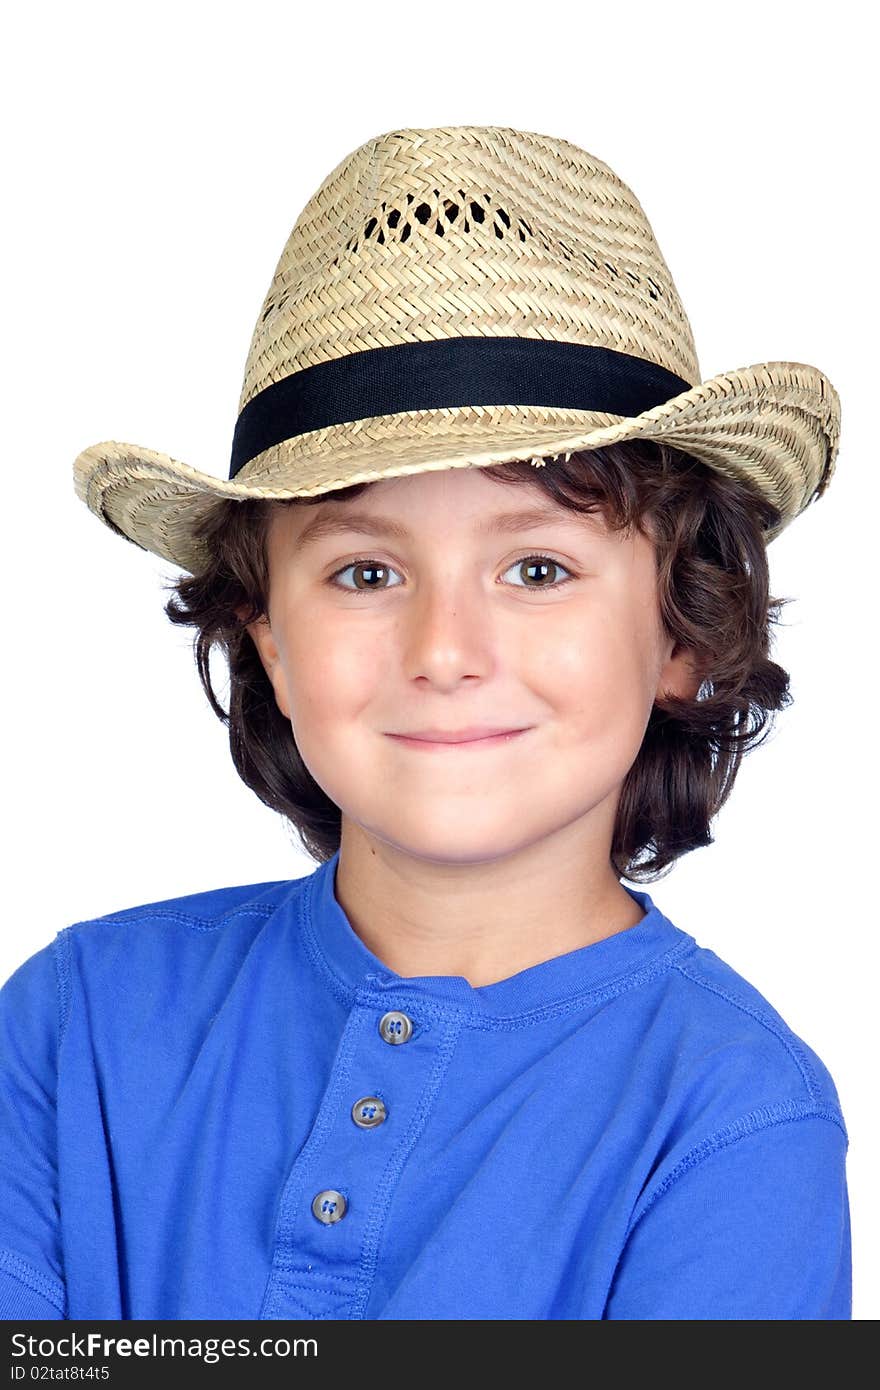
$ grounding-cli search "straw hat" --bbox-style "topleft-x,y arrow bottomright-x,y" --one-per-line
73,124 -> 841,575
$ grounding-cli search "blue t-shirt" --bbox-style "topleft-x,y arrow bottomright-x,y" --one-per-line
0,850 -> 851,1320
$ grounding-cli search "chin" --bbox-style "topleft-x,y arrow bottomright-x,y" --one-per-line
362,817 -> 553,866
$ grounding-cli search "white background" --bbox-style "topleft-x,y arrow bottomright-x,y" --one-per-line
2,0 -> 876,1319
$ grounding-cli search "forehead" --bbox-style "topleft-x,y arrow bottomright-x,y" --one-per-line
277,490 -> 614,554
316,504 -> 596,542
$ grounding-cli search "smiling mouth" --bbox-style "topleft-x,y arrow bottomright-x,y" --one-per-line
386,729 -> 532,750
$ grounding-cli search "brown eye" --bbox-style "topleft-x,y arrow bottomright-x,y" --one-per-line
328,560 -> 403,592
502,555 -> 574,589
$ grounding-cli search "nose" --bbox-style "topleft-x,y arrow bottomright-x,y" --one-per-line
400,572 -> 495,687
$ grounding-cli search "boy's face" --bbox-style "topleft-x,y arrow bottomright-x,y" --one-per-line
244,466 -> 699,867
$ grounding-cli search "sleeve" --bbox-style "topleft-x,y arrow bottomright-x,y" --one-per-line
603,1110 -> 851,1320
0,942 -> 67,1318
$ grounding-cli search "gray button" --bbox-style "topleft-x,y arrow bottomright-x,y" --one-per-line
352,1095 -> 387,1129
378,1010 -> 414,1044
312,1189 -> 347,1224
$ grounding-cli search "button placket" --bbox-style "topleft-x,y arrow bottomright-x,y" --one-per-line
265,994 -> 458,1320
310,1010 -> 415,1232
343,1008 -> 414,1138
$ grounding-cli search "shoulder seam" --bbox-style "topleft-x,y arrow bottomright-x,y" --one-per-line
671,957 -> 820,1101
0,1247 -> 66,1316
51,929 -> 73,1053
626,1101 -> 848,1241
66,902 -> 280,935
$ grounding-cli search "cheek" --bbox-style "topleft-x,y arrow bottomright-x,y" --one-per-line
536,602 -> 654,732
280,621 -> 381,804
284,618 -> 380,728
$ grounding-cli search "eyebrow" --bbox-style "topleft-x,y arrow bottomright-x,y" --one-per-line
294,505 -> 602,550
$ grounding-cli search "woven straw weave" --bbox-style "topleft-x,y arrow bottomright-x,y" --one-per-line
73,125 -> 841,573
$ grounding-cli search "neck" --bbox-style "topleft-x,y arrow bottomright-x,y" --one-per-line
333,819 -> 645,988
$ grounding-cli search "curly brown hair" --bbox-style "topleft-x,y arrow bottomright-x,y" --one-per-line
161,438 -> 793,882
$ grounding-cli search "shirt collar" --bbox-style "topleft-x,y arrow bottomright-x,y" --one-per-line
301,848 -> 693,1022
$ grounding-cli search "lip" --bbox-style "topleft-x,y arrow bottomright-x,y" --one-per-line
386,727 -> 532,748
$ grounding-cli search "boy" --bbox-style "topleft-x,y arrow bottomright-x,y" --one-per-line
0,125 -> 850,1319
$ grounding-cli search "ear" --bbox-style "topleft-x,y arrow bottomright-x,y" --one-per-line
235,604 -> 291,720
656,639 -> 704,704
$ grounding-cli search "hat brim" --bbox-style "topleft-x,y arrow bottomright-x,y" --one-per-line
73,360 -> 840,573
